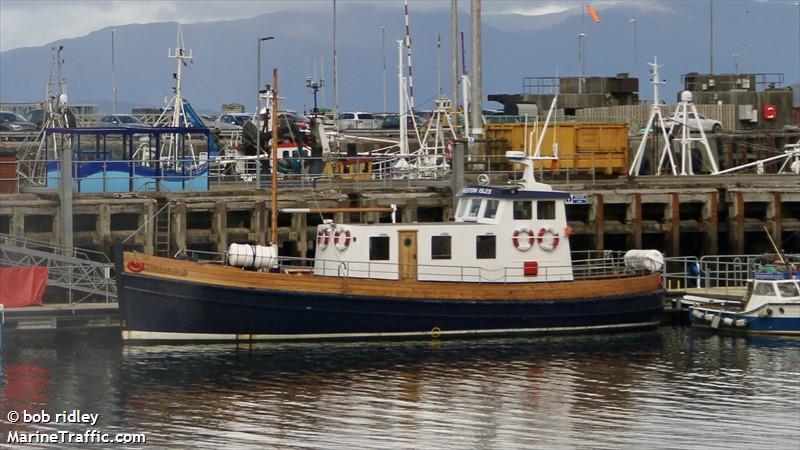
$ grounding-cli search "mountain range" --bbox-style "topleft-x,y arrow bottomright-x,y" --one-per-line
1,2 -> 798,114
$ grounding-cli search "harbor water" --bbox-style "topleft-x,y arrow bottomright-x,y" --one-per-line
1,327 -> 798,449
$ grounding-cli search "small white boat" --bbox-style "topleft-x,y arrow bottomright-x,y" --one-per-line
689,276 -> 800,335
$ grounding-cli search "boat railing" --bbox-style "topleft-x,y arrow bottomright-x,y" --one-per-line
663,253 -> 800,295
173,248 -> 648,283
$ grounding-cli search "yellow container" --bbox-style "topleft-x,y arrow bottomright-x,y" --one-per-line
485,122 -> 629,175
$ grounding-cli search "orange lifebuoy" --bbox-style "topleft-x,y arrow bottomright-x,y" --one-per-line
512,227 -> 535,251
127,260 -> 144,273
564,224 -> 574,238
334,229 -> 352,251
537,227 -> 560,252
317,228 -> 331,250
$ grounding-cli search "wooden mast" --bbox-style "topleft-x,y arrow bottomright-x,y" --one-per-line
271,68 -> 279,245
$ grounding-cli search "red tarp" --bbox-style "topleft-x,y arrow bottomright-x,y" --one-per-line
0,266 -> 48,307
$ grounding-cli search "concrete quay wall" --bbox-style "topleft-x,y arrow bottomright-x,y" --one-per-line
1,176 -> 798,258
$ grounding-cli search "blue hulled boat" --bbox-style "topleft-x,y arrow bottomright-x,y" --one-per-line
117,152 -> 666,343
689,273 -> 800,335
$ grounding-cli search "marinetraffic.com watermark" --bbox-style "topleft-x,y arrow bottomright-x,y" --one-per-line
5,409 -> 146,445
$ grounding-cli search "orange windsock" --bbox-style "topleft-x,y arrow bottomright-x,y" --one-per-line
586,5 -> 601,24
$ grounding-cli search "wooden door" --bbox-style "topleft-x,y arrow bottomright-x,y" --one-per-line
398,230 -> 418,281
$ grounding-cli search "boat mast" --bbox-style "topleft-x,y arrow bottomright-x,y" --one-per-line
450,0 -> 458,114
403,0 -> 415,111
271,68 -> 279,245
398,40 -> 408,155
112,29 -> 117,115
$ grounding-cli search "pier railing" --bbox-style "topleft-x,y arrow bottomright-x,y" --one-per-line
9,150 -> 622,194
0,233 -> 116,304
663,253 -> 800,294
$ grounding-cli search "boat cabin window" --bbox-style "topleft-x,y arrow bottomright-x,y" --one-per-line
467,199 -> 482,219
476,235 -> 496,259
431,235 -> 452,260
537,201 -> 556,220
777,281 -> 799,298
753,282 -> 777,296
513,201 -> 532,220
483,200 -> 500,219
369,236 -> 390,261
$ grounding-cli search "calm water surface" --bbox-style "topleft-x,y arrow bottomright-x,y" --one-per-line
1,327 -> 798,449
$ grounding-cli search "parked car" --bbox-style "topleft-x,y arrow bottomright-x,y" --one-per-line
662,112 -> 722,133
381,113 -> 427,129
95,114 -> 151,128
214,113 -> 252,131
278,111 -> 311,134
337,112 -> 380,130
24,109 -> 49,130
0,111 -> 37,132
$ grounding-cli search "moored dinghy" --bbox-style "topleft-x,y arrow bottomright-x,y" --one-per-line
117,148 -> 666,343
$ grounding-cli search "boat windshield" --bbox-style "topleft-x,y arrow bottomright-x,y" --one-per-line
455,199 -> 466,218
776,281 -> 800,298
467,199 -> 481,219
483,200 -> 499,219
753,282 -> 777,296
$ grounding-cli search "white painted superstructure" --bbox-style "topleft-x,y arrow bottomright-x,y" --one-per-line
313,155 -> 574,283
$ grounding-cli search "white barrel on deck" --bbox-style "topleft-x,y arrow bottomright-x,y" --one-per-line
624,249 -> 664,272
227,243 -> 278,270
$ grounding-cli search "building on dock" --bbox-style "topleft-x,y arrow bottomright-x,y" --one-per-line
489,74 -> 639,116
681,72 -> 793,131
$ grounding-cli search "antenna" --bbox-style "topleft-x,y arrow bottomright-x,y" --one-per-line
629,57 -> 676,176
436,32 -> 442,99
403,0 -> 416,111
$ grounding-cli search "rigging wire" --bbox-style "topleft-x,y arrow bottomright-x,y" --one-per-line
184,63 -> 224,113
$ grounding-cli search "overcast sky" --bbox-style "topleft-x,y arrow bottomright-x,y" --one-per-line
0,0 -> 639,52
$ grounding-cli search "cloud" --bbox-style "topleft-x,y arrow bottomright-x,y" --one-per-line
1,0 -> 678,52
1,0 -> 322,52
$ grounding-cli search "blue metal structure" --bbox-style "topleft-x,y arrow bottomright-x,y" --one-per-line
45,126 -> 215,192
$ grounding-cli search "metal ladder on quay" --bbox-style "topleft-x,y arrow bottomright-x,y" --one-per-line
0,233 -> 117,304
155,200 -> 172,257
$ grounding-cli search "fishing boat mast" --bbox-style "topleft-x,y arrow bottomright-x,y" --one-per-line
154,25 -> 197,161
271,68 -> 279,245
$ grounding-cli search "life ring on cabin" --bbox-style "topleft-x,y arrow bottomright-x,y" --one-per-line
763,104 -> 777,120
537,226 -> 560,252
127,260 -> 144,273
564,224 -> 574,238
334,228 -> 352,251
512,227 -> 535,251
316,228 -> 331,250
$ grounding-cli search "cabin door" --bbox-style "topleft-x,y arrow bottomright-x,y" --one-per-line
398,230 -> 418,281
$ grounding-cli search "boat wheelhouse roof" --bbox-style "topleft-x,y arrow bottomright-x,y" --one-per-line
458,185 -> 570,200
